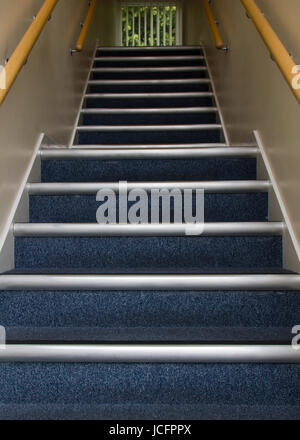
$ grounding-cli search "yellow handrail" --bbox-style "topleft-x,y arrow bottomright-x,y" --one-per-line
202,0 -> 227,50
74,0 -> 98,52
0,0 -> 59,106
241,0 -> 300,105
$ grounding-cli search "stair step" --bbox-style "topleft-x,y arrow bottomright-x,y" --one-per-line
41,157 -> 258,182
1,327 -> 296,344
2,403 -> 300,420
87,79 -> 211,93
84,94 -> 215,109
91,66 -> 209,80
76,123 -> 223,145
29,193 -> 268,223
14,235 -> 282,270
77,132 -> 222,145
1,289 -> 299,343
0,364 -> 299,420
80,110 -> 218,125
96,47 -> 204,57
93,56 -> 206,69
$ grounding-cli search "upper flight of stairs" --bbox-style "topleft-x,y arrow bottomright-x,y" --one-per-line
76,46 -> 223,148
0,46 -> 300,420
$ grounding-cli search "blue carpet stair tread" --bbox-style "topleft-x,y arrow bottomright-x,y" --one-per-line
91,70 -> 210,80
3,327 -> 296,344
93,59 -> 206,68
0,291 -> 299,338
87,83 -> 211,93
0,364 -> 299,408
14,236 -> 282,270
96,48 -> 204,57
80,111 -> 218,125
84,96 -> 215,108
30,193 -> 268,223
1,403 -> 300,420
76,128 -> 222,145
41,158 -> 257,181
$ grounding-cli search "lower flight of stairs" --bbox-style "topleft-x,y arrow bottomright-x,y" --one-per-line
0,46 -> 299,420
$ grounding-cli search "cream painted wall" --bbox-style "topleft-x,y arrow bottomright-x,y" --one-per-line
182,0 -> 202,45
0,0 -> 99,253
97,0 -> 121,47
197,0 -> 300,268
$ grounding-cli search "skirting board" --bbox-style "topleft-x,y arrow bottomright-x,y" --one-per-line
0,134 -> 53,273
254,130 -> 300,273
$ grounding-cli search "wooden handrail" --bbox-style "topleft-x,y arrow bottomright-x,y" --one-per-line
74,0 -> 98,52
0,0 -> 59,106
241,0 -> 300,105
202,0 -> 227,50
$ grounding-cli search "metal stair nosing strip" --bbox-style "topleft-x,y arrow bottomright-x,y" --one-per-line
1,274 -> 300,291
76,124 -> 223,132
27,181 -> 271,195
70,143 -> 229,150
80,107 -> 218,114
93,56 -> 205,61
97,45 -> 204,51
40,147 -> 259,159
0,344 -> 299,363
13,222 -> 284,238
91,66 -> 208,72
88,79 -> 211,85
85,92 -> 214,99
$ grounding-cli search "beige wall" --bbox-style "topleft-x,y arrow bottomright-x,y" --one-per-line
97,0 -> 121,47
0,0 -> 99,252
182,0 -> 202,45
197,0 -> 300,268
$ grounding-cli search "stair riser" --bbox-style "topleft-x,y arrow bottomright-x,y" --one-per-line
91,70 -> 209,80
41,158 -> 257,182
81,112 -> 218,125
29,194 -> 268,223
87,83 -> 211,93
15,236 -> 282,270
0,291 -> 298,341
84,96 -> 215,108
96,49 -> 204,57
93,59 -> 206,68
0,364 -> 299,408
76,129 -> 222,145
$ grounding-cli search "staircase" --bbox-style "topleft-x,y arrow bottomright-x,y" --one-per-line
0,46 -> 300,420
